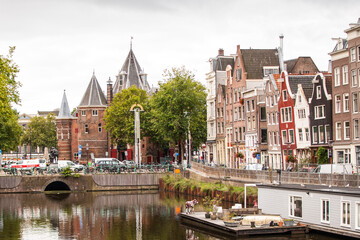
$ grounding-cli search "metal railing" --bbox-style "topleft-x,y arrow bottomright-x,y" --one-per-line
191,162 -> 360,188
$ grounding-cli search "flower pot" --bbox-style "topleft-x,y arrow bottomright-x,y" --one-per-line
279,221 -> 284,227
210,214 -> 217,220
205,213 -> 211,218
284,220 -> 294,226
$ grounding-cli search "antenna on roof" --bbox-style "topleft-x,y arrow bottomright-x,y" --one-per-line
130,36 -> 133,50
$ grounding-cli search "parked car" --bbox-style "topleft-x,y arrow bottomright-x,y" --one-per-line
314,164 -> 353,174
243,163 -> 264,171
123,160 -> 136,168
96,160 -> 125,172
58,160 -> 84,172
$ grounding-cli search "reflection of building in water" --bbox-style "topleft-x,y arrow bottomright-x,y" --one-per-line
0,192 -> 181,239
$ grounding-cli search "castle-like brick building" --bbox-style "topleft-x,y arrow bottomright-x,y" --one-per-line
56,48 -> 153,163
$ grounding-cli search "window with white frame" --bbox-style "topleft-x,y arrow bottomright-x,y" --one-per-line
315,105 -> 325,119
251,100 -> 255,111
234,108 -> 238,121
316,85 -> 321,99
252,116 -> 256,130
325,125 -> 330,143
92,110 -> 98,116
274,131 -> 278,145
312,126 -> 318,143
353,93 -> 359,113
282,90 -> 288,101
355,119 -> 359,139
247,117 -> 251,130
351,69 -> 357,87
351,48 -> 356,62
298,109 -> 306,119
321,199 -> 330,223
268,113 -> 271,125
282,130 -> 287,145
341,201 -> 351,226
263,66 -> 279,76
337,149 -> 351,163
272,112 -> 276,124
356,202 -> 360,229
289,196 -> 302,218
344,94 -> 349,112
334,67 -> 340,86
319,125 -> 325,143
81,110 -> 86,116
281,107 -> 292,123
343,65 -> 349,85
269,132 -> 272,145
358,46 -> 360,61
274,95 -> 277,105
270,95 -> 274,107
305,128 -> 310,141
336,122 -> 342,140
335,95 -> 341,113
344,121 -> 350,140
247,101 -> 250,112
289,129 -> 294,143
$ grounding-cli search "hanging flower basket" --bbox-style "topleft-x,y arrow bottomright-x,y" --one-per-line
286,155 -> 296,163
239,98 -> 244,105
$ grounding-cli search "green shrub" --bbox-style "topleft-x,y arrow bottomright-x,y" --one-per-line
61,167 -> 73,178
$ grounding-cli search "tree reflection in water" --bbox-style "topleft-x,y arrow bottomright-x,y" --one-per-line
0,191 -> 343,240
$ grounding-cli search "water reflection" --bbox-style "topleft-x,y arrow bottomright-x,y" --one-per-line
0,191 -> 345,240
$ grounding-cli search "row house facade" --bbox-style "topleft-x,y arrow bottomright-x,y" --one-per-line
330,18 -> 360,167
206,49 -> 234,164
308,73 -> 333,162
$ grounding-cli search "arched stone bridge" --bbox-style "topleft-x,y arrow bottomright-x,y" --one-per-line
0,174 -> 165,193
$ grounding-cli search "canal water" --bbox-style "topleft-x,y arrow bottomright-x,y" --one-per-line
0,191 -> 343,240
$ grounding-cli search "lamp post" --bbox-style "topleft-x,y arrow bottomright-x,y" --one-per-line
86,143 -> 89,165
130,104 -> 144,166
184,111 -> 191,168
29,126 -> 32,160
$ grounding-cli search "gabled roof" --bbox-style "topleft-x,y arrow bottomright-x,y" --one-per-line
58,90 -> 72,118
241,49 -> 279,79
113,49 -> 150,95
79,73 -> 107,107
288,75 -> 315,99
215,57 -> 234,71
284,58 -> 297,73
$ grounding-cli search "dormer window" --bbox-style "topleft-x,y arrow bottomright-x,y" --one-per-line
263,66 -> 279,76
92,110 -> 98,116
316,86 -> 321,99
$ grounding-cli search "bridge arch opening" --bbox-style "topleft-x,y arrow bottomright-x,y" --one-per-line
44,181 -> 71,191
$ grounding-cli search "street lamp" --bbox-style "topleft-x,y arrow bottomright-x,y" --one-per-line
86,143 -> 89,165
130,104 -> 144,166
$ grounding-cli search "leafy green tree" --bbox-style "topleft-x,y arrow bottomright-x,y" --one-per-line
316,147 -> 329,164
148,67 -> 207,161
21,114 -> 57,151
0,47 -> 22,151
104,85 -> 149,146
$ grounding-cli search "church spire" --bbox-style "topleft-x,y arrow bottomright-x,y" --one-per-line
58,90 -> 72,118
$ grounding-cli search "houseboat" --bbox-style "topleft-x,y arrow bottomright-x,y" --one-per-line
258,183 -> 360,238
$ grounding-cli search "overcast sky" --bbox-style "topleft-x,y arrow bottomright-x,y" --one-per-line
1,0 -> 359,114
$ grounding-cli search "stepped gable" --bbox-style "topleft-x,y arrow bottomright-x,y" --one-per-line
58,90 -> 72,118
241,49 -> 279,79
288,75 -> 315,99
113,48 -> 150,95
79,73 -> 107,107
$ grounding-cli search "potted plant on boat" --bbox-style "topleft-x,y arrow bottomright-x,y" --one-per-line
202,196 -> 213,218
222,212 -> 239,227
283,219 -> 294,226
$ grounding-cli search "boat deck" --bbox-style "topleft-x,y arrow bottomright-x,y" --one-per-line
180,212 -> 308,237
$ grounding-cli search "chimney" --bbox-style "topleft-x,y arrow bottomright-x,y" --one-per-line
279,34 -> 285,72
107,77 -> 113,106
218,48 -> 224,56
328,60 -> 332,73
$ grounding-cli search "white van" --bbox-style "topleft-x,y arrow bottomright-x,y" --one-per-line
11,159 -> 47,170
58,160 -> 84,172
314,164 -> 353,174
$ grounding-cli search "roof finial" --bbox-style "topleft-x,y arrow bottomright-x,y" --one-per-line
130,36 -> 133,50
